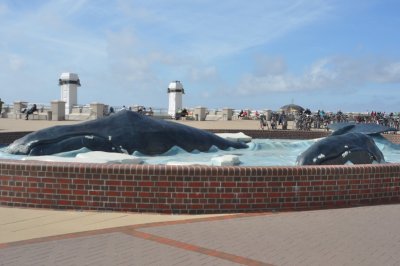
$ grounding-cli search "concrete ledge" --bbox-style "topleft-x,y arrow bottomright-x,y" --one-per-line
31,113 -> 48,120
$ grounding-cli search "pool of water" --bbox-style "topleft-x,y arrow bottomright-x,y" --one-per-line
1,137 -> 400,166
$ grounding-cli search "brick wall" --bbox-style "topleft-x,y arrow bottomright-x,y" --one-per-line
1,130 -> 400,214
1,160 -> 399,213
380,133 -> 400,144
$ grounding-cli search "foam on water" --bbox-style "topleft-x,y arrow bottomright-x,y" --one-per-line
1,137 -> 400,166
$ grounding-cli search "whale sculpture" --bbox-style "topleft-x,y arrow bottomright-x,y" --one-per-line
296,123 -> 394,165
296,132 -> 385,165
6,110 -> 248,156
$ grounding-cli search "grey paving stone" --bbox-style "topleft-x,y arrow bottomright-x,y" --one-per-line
139,204 -> 400,266
2,204 -> 399,266
0,232 -> 240,266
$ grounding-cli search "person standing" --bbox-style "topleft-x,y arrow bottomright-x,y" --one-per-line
259,113 -> 268,130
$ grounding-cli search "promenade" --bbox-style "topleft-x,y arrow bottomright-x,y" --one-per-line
0,117 -> 265,132
1,118 -> 399,265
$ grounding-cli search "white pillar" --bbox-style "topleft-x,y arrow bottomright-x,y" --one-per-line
194,107 -> 207,121
90,102 -> 105,119
51,100 -> 65,121
222,108 -> 233,121
13,101 -> 27,119
167,81 -> 184,118
59,73 -> 81,115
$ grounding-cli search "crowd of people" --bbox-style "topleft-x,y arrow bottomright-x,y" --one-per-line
355,111 -> 399,128
2,99 -> 399,132
261,109 -> 400,131
107,105 -> 154,116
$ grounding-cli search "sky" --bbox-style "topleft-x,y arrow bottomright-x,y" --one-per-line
1,0 -> 400,112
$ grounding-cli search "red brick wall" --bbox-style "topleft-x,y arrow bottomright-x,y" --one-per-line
1,160 -> 399,213
381,133 -> 400,144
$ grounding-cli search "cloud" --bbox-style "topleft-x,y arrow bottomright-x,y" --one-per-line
8,54 -> 25,71
115,0 -> 333,60
253,55 -> 287,76
370,62 -> 400,83
0,3 -> 9,15
105,29 -> 180,88
188,66 -> 218,82
236,56 -> 400,95
236,57 -> 337,94
0,53 -> 25,72
6,0 -> 395,112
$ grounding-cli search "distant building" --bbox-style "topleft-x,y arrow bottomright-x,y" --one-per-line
280,104 -> 304,114
167,81 -> 184,118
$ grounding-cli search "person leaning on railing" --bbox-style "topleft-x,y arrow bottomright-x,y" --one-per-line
0,98 -> 3,117
25,104 -> 38,120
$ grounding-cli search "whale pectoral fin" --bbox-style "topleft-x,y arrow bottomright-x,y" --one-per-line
29,135 -> 121,156
343,150 -> 376,164
81,135 -> 122,152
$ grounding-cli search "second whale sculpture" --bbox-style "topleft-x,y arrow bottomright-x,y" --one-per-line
296,123 -> 395,165
296,132 -> 385,165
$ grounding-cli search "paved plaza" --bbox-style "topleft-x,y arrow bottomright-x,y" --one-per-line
1,118 -> 400,265
1,205 -> 400,265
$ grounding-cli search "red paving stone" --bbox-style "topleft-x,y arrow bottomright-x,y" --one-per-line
1,204 -> 400,265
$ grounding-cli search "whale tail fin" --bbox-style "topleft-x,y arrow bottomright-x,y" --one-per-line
329,124 -> 355,136
328,122 -> 397,136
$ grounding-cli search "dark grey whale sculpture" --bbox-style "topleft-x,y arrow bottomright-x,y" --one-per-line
296,123 -> 392,165
6,110 -> 248,156
296,132 -> 385,165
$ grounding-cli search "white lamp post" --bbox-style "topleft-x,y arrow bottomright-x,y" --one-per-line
59,73 -> 81,115
167,80 -> 184,118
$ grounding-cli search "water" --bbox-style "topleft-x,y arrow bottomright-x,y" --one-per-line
1,137 -> 400,166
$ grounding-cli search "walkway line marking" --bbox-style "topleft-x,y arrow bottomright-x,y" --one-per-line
126,229 -> 274,266
0,212 -> 275,248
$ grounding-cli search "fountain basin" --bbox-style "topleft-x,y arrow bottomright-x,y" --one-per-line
1,130 -> 400,214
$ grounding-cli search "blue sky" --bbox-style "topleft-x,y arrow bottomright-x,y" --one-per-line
1,0 -> 400,112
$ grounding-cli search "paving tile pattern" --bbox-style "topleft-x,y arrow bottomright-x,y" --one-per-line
139,205 -> 400,266
1,205 -> 400,266
0,232 -> 239,266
